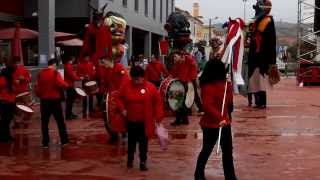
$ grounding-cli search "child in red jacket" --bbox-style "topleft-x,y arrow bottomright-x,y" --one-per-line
194,60 -> 237,180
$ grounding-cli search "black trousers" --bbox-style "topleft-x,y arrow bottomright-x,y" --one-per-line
40,99 -> 69,146
0,102 -> 15,141
127,121 -> 148,164
254,91 -> 267,107
195,125 -> 237,180
82,81 -> 94,114
65,88 -> 76,118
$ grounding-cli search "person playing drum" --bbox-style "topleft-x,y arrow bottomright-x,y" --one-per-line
117,66 -> 163,171
169,50 -> 198,126
77,53 -> 96,118
64,55 -> 81,120
34,58 -> 70,148
0,60 -> 17,142
145,54 -> 169,88
99,55 -> 130,144
12,56 -> 32,94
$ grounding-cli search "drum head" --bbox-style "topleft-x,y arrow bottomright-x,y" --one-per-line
85,81 -> 97,87
185,82 -> 195,108
75,88 -> 87,97
167,80 -> 186,111
16,104 -> 34,113
16,92 -> 30,98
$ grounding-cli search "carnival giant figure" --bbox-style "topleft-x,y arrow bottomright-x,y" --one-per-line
248,0 -> 277,108
162,12 -> 199,125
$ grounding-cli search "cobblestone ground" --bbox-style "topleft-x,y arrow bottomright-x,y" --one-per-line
0,77 -> 320,180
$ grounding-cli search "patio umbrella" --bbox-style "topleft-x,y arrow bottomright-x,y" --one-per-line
0,26 -> 38,40
56,38 -> 83,47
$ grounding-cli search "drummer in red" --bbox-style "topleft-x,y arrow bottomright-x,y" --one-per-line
35,58 -> 70,148
170,50 -> 198,125
77,53 -> 96,118
64,55 -> 81,120
12,56 -> 31,94
99,55 -> 130,143
0,59 -> 17,142
145,54 -> 169,88
117,66 -> 163,171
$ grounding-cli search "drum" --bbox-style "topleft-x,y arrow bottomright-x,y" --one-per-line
185,82 -> 195,108
16,92 -> 33,106
74,88 -> 87,103
106,91 -> 126,132
84,81 -> 99,94
16,104 -> 34,121
159,77 -> 186,111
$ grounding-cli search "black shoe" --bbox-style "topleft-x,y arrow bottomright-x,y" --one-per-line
170,121 -> 181,126
127,161 -> 133,169
181,118 -> 189,125
42,144 -> 49,149
140,162 -> 148,171
71,114 -> 78,118
0,136 -> 14,143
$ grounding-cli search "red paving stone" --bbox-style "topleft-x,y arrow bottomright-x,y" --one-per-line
1,77 -> 320,180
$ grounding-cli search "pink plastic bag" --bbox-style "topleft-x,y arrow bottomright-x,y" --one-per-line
155,123 -> 169,150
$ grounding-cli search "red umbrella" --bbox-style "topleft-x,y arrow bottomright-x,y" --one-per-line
0,26 -> 38,40
10,23 -> 23,63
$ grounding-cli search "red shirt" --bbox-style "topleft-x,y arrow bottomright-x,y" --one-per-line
64,62 -> 80,87
145,60 -> 169,82
35,68 -> 69,100
12,65 -> 31,94
0,76 -> 16,103
117,80 -> 163,122
200,81 -> 233,128
77,60 -> 96,80
170,55 -> 198,83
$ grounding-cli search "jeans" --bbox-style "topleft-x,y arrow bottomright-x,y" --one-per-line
127,121 -> 148,164
195,125 -> 237,180
40,99 -> 69,146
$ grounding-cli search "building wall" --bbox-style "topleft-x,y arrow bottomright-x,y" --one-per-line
98,0 -> 173,35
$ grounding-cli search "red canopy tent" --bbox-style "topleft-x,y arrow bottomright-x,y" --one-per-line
0,26 -> 38,40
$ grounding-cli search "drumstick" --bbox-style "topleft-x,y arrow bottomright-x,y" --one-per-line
216,75 -> 229,155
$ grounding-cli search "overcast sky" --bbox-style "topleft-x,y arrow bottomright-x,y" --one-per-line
175,0 -> 298,24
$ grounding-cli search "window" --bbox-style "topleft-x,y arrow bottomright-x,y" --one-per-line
153,0 -> 156,19
166,0 -> 169,20
145,0 -> 148,16
135,0 -> 139,12
160,0 -> 163,22
123,0 -> 127,7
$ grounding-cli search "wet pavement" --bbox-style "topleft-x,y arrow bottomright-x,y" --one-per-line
1,77 -> 320,180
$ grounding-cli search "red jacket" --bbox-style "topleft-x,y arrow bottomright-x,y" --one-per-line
64,62 -> 80,87
77,60 -> 96,80
35,68 -> 69,100
117,80 -> 163,139
12,65 -> 31,94
170,55 -> 198,83
145,61 -> 169,82
200,81 -> 233,129
0,76 -> 16,103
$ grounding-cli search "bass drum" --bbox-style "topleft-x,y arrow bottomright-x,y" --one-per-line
106,91 -> 126,133
159,77 -> 186,111
16,104 -> 34,121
